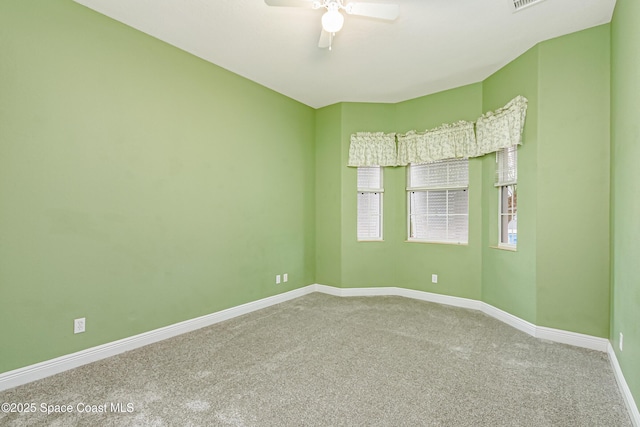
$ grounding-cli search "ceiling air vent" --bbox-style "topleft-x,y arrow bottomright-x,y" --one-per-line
512,0 -> 546,12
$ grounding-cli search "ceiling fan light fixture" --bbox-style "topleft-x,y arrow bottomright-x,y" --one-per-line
322,9 -> 344,33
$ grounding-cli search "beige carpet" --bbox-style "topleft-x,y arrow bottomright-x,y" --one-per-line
0,293 -> 632,426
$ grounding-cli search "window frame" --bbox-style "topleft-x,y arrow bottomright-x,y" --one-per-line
406,159 -> 469,245
356,166 -> 384,242
498,184 -> 517,249
496,146 -> 518,249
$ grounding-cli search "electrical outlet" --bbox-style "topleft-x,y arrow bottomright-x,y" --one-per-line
431,274 -> 438,284
276,275 -> 281,284
619,332 -> 624,351
283,273 -> 288,282
74,317 -> 86,334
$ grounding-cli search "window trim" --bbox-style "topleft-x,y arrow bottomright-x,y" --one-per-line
497,184 -> 517,250
495,147 -> 517,249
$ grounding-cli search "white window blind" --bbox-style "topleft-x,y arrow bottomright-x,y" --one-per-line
495,145 -> 517,186
357,166 -> 382,190
407,159 -> 469,244
409,159 -> 468,189
357,167 -> 383,241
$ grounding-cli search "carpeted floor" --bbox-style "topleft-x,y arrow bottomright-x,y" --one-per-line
0,293 -> 632,426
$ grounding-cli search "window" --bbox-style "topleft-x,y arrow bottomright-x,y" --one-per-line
496,146 -> 517,247
407,159 -> 469,244
357,167 -> 383,241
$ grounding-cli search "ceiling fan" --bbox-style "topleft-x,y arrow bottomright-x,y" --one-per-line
264,0 -> 400,49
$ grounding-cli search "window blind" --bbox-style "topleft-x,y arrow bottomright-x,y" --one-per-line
357,166 -> 382,190
358,192 -> 382,239
408,159 -> 469,189
407,159 -> 469,244
357,167 -> 383,241
495,145 -> 517,186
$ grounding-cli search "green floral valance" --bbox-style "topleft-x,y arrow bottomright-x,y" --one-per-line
348,132 -> 398,167
347,96 -> 528,167
396,121 -> 477,166
475,95 -> 528,154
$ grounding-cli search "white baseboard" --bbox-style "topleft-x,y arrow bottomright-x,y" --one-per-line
313,284 -> 481,310
535,325 -> 609,352
477,303 -> 609,352
608,344 -> 640,426
396,288 -> 482,310
313,284 -> 608,351
1,282 -> 634,424
0,286 -> 315,392
479,302 -> 538,337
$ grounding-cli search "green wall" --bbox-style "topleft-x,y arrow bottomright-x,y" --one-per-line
340,103 -> 399,287
0,1 -> 315,373
311,28 -> 612,334
322,25 -> 611,337
536,26 -> 611,337
393,86 -> 483,300
479,25 -> 612,334
315,104 -> 342,287
611,0 -> 640,409
314,86 -> 484,298
481,47 -> 539,324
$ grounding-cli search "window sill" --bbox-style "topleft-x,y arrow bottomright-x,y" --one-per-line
405,240 -> 468,246
357,239 -> 384,243
490,245 -> 517,252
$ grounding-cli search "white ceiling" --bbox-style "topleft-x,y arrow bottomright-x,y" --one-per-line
73,0 -> 616,109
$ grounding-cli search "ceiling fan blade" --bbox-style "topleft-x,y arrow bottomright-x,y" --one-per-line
264,0 -> 314,8
346,2 -> 399,20
318,29 -> 331,48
